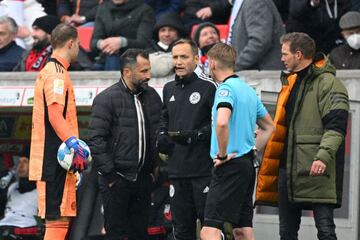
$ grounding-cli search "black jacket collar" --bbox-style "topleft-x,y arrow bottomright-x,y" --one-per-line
119,77 -> 144,96
175,72 -> 198,85
223,74 -> 238,83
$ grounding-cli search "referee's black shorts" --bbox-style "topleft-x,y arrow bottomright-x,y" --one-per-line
203,152 -> 255,229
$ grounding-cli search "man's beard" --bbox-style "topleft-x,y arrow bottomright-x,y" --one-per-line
33,38 -> 50,51
133,78 -> 149,94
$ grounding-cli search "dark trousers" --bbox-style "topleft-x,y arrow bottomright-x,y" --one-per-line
99,173 -> 151,240
278,168 -> 337,240
104,55 -> 120,71
169,177 -> 211,240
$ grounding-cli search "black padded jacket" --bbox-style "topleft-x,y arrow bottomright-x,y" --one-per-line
89,79 -> 162,182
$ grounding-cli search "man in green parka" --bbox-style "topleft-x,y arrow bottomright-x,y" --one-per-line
256,32 -> 349,240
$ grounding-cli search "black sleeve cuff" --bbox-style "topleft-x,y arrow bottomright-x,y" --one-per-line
217,102 -> 233,111
322,109 -> 348,135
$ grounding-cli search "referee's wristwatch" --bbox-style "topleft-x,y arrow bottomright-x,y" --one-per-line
216,154 -> 228,161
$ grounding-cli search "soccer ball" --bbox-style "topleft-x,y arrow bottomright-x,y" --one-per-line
57,139 -> 92,171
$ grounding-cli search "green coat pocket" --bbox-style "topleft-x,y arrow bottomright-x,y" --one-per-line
295,135 -> 322,176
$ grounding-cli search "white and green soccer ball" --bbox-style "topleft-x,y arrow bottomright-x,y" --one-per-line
57,139 -> 92,171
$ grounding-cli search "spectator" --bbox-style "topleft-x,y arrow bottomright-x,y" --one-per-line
228,0 -> 284,71
180,0 -> 231,33
0,0 -> 46,49
329,11 -> 360,69
0,146 -> 38,236
192,22 -> 220,76
13,15 -> 60,71
256,32 -> 349,240
200,42 -> 274,240
150,12 -> 186,53
0,16 -> 24,71
88,49 -> 162,239
58,0 -> 103,27
148,12 -> 186,77
145,0 -> 180,19
286,0 -> 351,54
157,39 -> 216,240
0,154 -> 16,219
13,15 -> 93,71
90,0 -> 155,70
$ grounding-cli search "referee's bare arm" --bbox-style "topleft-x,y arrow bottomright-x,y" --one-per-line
216,107 -> 232,157
255,113 -> 275,151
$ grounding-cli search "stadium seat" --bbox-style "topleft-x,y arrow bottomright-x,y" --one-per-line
0,225 -> 43,240
77,27 -> 94,52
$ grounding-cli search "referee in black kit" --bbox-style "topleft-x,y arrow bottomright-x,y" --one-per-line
157,39 -> 217,239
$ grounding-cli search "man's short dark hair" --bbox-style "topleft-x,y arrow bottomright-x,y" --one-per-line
119,48 -> 149,74
172,38 -> 198,56
51,23 -> 78,49
280,32 -> 316,59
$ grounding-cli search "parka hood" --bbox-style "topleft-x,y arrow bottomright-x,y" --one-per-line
281,53 -> 336,85
152,12 -> 187,41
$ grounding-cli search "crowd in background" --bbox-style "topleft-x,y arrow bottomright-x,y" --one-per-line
0,0 -> 358,240
0,0 -> 359,73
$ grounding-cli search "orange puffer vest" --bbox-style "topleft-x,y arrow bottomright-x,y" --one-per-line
255,73 -> 297,205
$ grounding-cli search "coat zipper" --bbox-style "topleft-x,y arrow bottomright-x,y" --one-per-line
289,75 -> 311,201
134,95 -> 146,172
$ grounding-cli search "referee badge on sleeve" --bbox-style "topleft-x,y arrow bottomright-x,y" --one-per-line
218,89 -> 229,97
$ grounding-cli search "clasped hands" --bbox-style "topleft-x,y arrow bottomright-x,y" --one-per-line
99,37 -> 121,55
